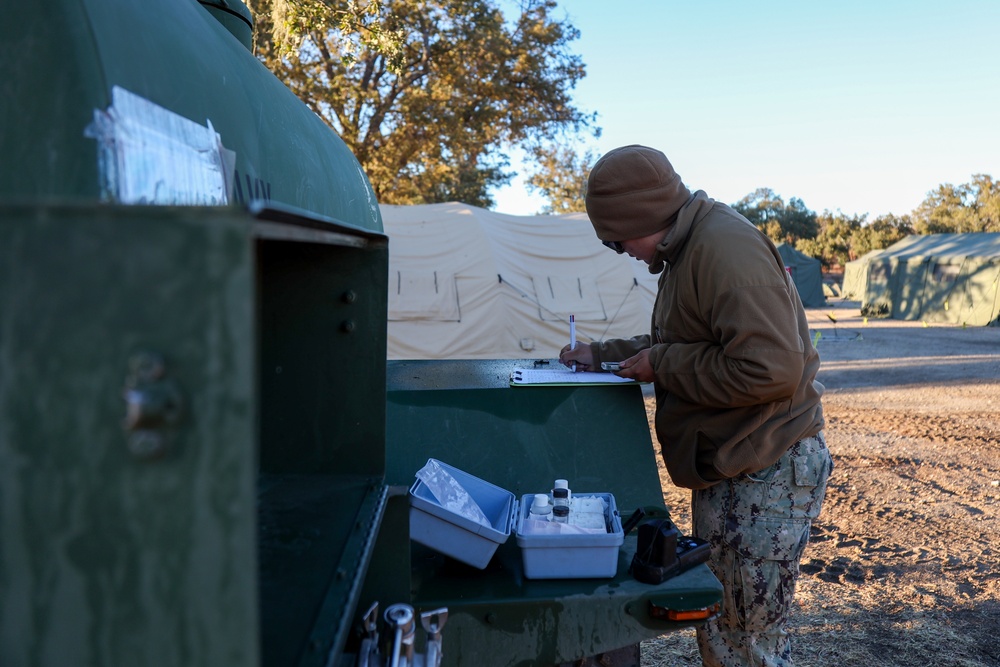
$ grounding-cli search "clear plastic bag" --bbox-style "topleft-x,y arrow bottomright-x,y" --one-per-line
415,459 -> 491,527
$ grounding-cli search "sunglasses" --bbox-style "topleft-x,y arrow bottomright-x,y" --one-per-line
602,240 -> 625,254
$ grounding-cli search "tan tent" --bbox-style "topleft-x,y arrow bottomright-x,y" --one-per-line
380,202 -> 661,359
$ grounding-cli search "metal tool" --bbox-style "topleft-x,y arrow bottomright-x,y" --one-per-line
356,603 -> 449,667
420,608 -> 448,667
356,602 -> 380,667
384,603 -> 415,667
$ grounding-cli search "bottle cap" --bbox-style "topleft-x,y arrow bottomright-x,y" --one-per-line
554,478 -> 569,490
552,487 -> 569,499
532,493 -> 549,509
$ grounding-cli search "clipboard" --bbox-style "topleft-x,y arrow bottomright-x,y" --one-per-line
510,368 -> 636,386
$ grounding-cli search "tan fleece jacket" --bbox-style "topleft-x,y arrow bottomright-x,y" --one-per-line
590,191 -> 825,489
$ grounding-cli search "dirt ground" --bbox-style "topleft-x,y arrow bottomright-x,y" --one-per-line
640,299 -> 1000,667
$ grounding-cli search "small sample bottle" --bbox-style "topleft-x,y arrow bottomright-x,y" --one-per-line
529,493 -> 552,519
552,487 -> 570,523
553,478 -> 571,500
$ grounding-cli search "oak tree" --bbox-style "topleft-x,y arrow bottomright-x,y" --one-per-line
732,188 -> 818,245
912,174 -> 1000,234
850,214 -> 913,258
249,0 -> 596,208
795,211 -> 864,270
525,145 -> 594,214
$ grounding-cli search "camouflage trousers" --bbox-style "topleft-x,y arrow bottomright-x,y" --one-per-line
692,432 -> 832,667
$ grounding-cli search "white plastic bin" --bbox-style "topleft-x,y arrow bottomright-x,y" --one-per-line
408,459 -> 515,569
408,459 -> 623,578
515,492 -> 624,579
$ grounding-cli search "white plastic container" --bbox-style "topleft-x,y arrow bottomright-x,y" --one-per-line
408,459 -> 515,569
515,492 -> 624,579
408,459 -> 623,578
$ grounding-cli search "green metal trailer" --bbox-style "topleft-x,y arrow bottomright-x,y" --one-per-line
0,0 -> 722,665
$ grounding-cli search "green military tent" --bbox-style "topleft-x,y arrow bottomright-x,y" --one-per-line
776,243 -> 826,308
857,233 -> 1000,326
842,236 -> 929,300
841,248 -> 883,300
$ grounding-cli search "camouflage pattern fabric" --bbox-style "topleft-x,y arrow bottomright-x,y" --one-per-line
692,432 -> 833,667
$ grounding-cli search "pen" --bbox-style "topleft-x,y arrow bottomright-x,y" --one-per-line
569,314 -> 577,372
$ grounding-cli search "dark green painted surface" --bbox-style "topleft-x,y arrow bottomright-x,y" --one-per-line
407,536 -> 720,667
384,360 -> 663,510
2,0 -> 382,233
4,0 -> 395,663
0,205 -> 258,666
257,475 -> 386,667
258,239 -> 387,476
199,0 -> 255,51
0,205 -> 391,667
380,360 -> 724,666
2,0 -> 107,200
255,209 -> 389,666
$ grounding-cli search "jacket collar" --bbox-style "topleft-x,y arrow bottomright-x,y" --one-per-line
648,190 -> 714,273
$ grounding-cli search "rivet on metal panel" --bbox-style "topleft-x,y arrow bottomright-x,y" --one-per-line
341,320 -> 356,333
342,290 -> 358,304
123,352 -> 184,461
122,352 -> 184,462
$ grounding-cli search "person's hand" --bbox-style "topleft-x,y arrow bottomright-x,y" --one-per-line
615,349 -> 655,383
559,343 -> 594,372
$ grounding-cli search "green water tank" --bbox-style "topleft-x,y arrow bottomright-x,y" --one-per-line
2,0 -> 381,233
1,1 -> 390,665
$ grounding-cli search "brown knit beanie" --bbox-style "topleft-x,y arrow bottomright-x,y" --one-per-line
585,145 -> 691,241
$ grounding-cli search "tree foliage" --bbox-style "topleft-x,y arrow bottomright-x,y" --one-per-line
250,0 -> 405,69
849,213 -> 913,258
912,174 -> 1000,234
794,211 -> 913,270
795,211 -> 864,270
248,0 -> 596,208
525,146 -> 593,214
732,188 -> 818,245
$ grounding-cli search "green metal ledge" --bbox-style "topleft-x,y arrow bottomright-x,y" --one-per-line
372,359 -> 723,666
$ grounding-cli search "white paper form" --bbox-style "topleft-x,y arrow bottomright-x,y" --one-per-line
510,368 -> 636,386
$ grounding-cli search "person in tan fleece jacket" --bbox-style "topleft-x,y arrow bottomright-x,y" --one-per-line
560,145 -> 833,667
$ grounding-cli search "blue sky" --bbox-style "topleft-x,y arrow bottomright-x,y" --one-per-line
492,1 -> 1000,219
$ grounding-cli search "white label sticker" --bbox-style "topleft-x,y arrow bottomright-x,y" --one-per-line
85,86 -> 235,205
